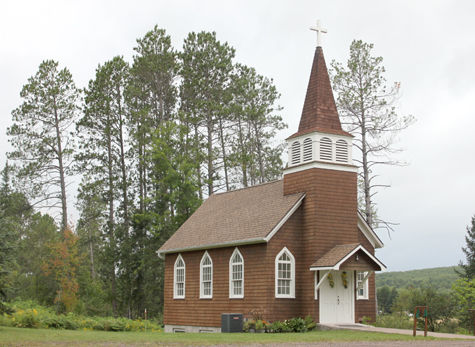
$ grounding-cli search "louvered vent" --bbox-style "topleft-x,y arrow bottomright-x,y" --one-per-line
303,138 -> 312,162
336,139 -> 348,163
319,137 -> 332,161
291,141 -> 301,165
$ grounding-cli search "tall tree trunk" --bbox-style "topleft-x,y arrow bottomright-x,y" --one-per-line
207,115 -> 214,196
218,118 -> 229,191
117,91 -> 130,230
53,97 -> 68,231
237,118 -> 248,187
361,109 -> 372,226
253,123 -> 265,184
106,117 -> 117,315
194,124 -> 203,200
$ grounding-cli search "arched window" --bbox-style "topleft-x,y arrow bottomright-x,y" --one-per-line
229,248 -> 244,298
319,137 -> 332,161
291,141 -> 301,165
303,138 -> 313,162
200,251 -> 213,299
336,139 -> 349,163
173,254 -> 185,299
275,247 -> 295,298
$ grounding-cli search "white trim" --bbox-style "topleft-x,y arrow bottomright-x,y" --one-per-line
275,247 -> 296,299
357,212 -> 384,249
173,254 -> 186,299
199,251 -> 213,299
229,248 -> 244,299
309,245 -> 386,271
157,237 -> 266,258
356,271 -> 371,300
283,160 -> 358,175
315,270 -> 331,292
264,194 -> 306,242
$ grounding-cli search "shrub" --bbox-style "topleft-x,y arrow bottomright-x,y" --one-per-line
285,317 -> 307,332
373,313 -> 413,329
0,301 -> 162,332
304,315 -> 317,331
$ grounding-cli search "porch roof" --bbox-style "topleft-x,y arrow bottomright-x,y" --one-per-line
309,243 -> 386,271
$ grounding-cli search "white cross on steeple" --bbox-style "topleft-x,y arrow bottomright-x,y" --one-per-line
310,20 -> 327,47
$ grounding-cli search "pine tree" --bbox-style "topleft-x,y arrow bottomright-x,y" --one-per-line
331,40 -> 414,229
460,215 -> 475,279
76,56 -> 131,314
7,60 -> 80,230
180,31 -> 235,195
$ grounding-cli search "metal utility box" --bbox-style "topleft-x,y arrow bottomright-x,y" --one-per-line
221,313 -> 243,333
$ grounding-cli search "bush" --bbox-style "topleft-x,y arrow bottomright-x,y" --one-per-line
0,301 -> 162,332
285,317 -> 307,332
373,313 -> 413,329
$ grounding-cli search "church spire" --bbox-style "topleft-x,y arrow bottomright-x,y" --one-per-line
293,21 -> 348,137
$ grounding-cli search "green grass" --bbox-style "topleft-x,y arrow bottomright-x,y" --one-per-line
0,326 -> 441,346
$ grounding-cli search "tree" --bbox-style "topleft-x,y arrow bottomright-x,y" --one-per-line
76,56 -> 131,314
229,64 -> 286,187
7,60 -> 80,230
459,215 -> 475,279
392,287 -> 455,332
331,41 -> 414,229
377,285 -> 398,314
127,26 -> 178,212
452,277 -> 475,330
180,31 -> 235,196
42,225 -> 81,313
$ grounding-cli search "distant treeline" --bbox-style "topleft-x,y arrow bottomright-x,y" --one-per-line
376,266 -> 460,292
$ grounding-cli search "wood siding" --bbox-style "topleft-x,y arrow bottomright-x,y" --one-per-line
163,166 -> 379,327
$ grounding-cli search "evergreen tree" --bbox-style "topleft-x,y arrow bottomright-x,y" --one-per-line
331,41 -> 414,229
229,64 -> 286,187
7,60 -> 80,231
127,26 -> 178,212
459,215 -> 475,279
180,31 -> 235,196
76,56 -> 131,315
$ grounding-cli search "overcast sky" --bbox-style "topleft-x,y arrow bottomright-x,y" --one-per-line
1,0 -> 474,271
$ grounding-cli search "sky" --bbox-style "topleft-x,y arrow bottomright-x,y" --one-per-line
1,0 -> 474,272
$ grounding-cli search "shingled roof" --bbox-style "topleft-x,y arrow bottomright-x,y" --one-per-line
310,243 -> 386,271
158,180 -> 305,256
289,46 -> 351,139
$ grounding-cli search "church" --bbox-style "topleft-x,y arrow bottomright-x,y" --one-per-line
158,24 -> 386,333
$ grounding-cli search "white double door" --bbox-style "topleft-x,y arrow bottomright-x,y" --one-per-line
319,270 -> 354,324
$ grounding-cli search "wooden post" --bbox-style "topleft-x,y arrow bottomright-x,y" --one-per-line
413,307 -> 417,337
424,309 -> 427,337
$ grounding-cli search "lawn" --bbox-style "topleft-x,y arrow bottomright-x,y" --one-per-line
0,326 -> 441,346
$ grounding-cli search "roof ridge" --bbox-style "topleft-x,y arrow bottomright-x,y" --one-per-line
212,179 -> 282,197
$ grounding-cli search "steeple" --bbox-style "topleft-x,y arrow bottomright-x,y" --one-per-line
284,21 -> 355,174
297,46 -> 344,135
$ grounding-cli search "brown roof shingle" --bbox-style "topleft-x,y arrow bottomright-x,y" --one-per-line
311,243 -> 360,268
158,180 -> 305,254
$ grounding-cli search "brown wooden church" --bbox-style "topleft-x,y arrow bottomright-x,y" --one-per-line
158,28 -> 386,333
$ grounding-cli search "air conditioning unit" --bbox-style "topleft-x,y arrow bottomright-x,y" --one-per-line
221,313 -> 243,333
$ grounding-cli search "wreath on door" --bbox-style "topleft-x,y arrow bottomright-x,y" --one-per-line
341,271 -> 348,288
327,273 -> 334,288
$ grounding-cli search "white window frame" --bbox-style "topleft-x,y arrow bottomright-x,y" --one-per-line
173,254 -> 185,299
314,271 -> 318,300
229,248 -> 244,299
275,247 -> 295,299
200,251 -> 213,299
356,271 -> 369,300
